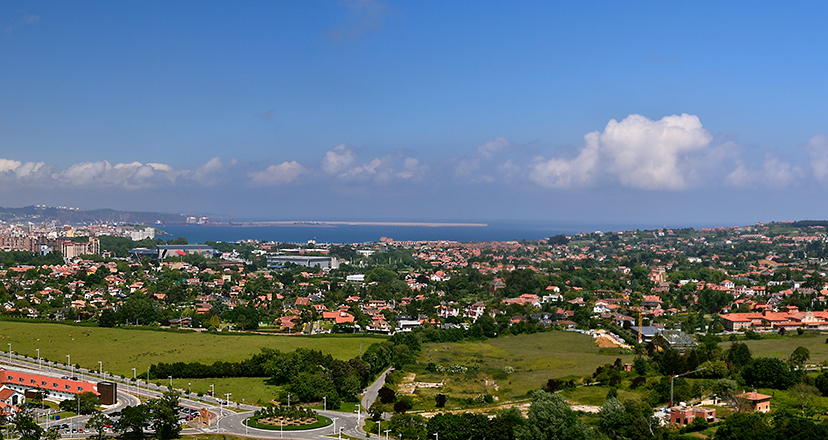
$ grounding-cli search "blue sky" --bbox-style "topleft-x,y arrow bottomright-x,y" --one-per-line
1,1 -> 828,225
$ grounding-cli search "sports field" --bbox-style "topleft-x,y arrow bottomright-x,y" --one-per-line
0,320 -> 382,376
410,331 -> 632,406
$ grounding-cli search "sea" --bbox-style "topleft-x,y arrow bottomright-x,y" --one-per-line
157,220 -> 711,244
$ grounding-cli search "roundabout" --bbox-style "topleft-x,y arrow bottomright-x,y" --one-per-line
244,406 -> 333,431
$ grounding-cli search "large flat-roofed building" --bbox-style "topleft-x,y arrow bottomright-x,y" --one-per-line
267,254 -> 338,269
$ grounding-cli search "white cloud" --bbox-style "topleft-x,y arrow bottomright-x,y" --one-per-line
477,137 -> 510,158
54,161 -> 178,189
530,114 -> 713,190
455,137 -> 515,183
322,144 -> 356,175
321,144 -> 424,184
249,161 -> 307,185
396,157 -> 427,180
806,134 -> 828,183
0,159 -> 49,180
726,156 -> 802,188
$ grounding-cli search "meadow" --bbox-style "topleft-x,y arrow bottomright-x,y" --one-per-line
407,331 -> 632,408
0,320 -> 383,376
723,333 -> 828,363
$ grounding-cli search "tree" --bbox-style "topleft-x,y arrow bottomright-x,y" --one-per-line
742,357 -> 798,389
515,391 -> 598,440
59,391 -> 98,414
789,346 -> 810,370
598,398 -> 657,440
86,412 -> 112,440
393,400 -> 412,413
12,410 -> 43,440
43,427 -> 60,440
287,371 -> 341,409
389,414 -> 428,440
713,412 -> 773,440
378,386 -> 396,404
435,393 -> 447,408
726,342 -> 752,367
147,391 -> 182,440
98,308 -> 118,327
117,404 -> 150,439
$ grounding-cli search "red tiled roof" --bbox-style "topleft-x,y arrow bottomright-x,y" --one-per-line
0,368 -> 98,395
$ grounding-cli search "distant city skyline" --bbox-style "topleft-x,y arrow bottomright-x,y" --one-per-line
2,1 -> 828,224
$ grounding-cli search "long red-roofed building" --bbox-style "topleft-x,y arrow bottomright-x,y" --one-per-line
719,308 -> 828,332
0,367 -> 99,401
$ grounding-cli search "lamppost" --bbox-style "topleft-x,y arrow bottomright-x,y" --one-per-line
132,368 -> 137,395
224,393 -> 231,407
168,375 -> 173,388
332,417 -> 338,436
188,382 -> 192,395
377,420 -> 381,438
210,384 -> 215,397
66,354 -> 72,377
98,361 -> 103,375
323,396 -> 327,411
7,343 -> 11,362
287,393 -> 291,406
36,348 -> 41,370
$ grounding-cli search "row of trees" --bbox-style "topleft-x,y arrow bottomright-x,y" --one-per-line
2,391 -> 181,440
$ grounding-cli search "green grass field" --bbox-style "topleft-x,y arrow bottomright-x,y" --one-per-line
0,321 -> 383,376
151,377 -> 283,405
408,331 -> 632,407
723,333 -> 828,363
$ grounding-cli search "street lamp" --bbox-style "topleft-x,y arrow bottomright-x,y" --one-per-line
323,396 -> 327,411
66,354 -> 72,377
210,384 -> 215,397
132,368 -> 137,395
168,375 -> 173,388
331,417 -> 338,436
7,343 -> 11,362
36,348 -> 41,370
224,393 -> 231,406
188,382 -> 192,395
98,361 -> 103,375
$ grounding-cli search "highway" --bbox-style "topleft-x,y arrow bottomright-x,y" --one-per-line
1,351 -> 382,439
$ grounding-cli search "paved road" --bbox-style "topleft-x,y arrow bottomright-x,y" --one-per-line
1,351 -> 382,440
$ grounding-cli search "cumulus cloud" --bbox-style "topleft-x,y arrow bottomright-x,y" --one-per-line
249,161 -> 307,185
806,134 -> 828,183
477,137 -> 510,158
322,144 -> 356,175
530,114 -> 713,190
320,144 -> 424,183
455,137 -> 516,183
0,159 -> 49,180
54,161 -> 178,189
726,156 -> 803,188
184,157 -> 237,186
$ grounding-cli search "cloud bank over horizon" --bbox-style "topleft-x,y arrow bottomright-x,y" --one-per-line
0,113 -> 825,222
